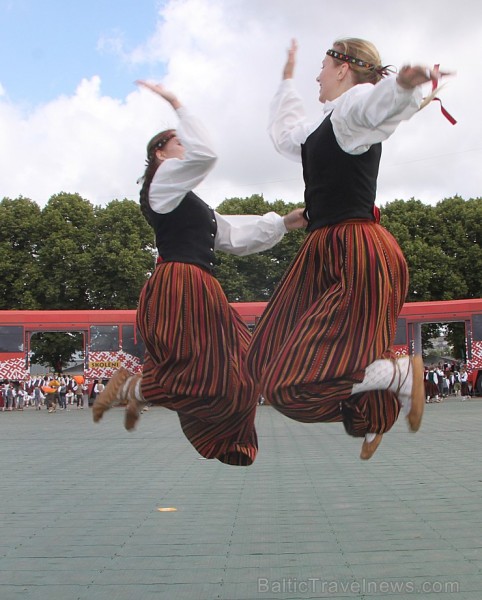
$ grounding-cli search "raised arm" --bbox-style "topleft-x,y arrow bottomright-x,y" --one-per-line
396,65 -> 450,90
137,81 -> 217,214
136,80 -> 182,110
268,40 -> 314,162
331,64 -> 454,154
282,39 -> 298,80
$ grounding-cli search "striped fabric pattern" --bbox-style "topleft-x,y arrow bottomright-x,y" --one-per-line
137,262 -> 258,465
246,220 -> 408,437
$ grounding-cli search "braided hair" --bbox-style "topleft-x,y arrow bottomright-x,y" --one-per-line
139,129 -> 176,226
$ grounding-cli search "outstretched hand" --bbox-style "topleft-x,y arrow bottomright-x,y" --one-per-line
283,207 -> 307,231
396,66 -> 453,90
282,39 -> 298,80
135,80 -> 182,110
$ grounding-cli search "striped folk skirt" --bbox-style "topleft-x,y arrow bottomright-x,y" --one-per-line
137,262 -> 258,465
245,220 -> 409,437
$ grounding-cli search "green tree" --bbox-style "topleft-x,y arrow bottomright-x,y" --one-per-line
446,322 -> 466,360
433,196 -> 482,298
30,331 -> 83,373
90,199 -> 155,308
421,323 -> 438,355
0,197 -> 45,308
36,192 -> 97,308
3,192 -> 480,313
381,197 -> 479,301
215,195 -> 306,301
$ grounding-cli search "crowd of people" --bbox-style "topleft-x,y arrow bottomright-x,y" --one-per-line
424,362 -> 472,402
0,375 -> 104,413
1,360 -> 473,414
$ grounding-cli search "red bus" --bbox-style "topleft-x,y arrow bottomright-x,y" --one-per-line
0,299 -> 481,393
393,299 -> 482,394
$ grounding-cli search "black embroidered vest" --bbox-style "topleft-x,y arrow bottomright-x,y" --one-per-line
146,191 -> 217,273
301,113 -> 381,231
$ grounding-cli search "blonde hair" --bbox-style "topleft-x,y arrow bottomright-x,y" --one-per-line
332,38 -> 384,84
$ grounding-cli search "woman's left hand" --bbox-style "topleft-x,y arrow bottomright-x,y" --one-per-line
397,65 -> 453,89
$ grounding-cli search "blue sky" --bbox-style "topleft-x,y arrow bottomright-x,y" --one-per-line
0,0 -> 481,208
0,0 -> 163,105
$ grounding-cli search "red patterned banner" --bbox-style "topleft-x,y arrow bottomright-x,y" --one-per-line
85,351 -> 142,380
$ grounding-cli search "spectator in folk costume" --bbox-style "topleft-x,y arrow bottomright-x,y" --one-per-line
245,38 -> 453,460
81,383 -> 89,408
442,372 -> 450,399
93,80 -> 305,466
425,366 -> 440,402
5,384 -> 15,410
33,385 -> 43,410
93,381 -> 105,397
453,369 -> 461,397
15,384 -> 25,410
46,392 -> 57,413
436,365 -> 445,399
74,382 -> 83,408
459,367 -> 470,400
447,369 -> 455,396
58,381 -> 67,410
66,388 -> 74,407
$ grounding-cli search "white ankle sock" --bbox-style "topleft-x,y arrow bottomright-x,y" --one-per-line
352,357 -> 412,415
352,359 -> 397,394
121,377 -> 133,401
121,375 -> 144,402
133,378 -> 144,403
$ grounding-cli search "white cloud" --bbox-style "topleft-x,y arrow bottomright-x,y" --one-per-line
1,0 -> 481,208
97,30 -> 126,59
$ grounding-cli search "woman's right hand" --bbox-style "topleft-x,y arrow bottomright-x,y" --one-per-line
136,80 -> 182,110
282,39 -> 298,80
283,207 -> 307,231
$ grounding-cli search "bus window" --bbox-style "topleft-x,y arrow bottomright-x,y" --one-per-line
472,315 -> 482,342
0,326 -> 24,352
393,318 -> 407,346
89,325 -> 119,352
122,325 -> 145,360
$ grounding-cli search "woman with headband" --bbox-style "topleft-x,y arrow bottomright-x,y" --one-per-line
93,81 -> 305,466
246,38 -> 449,460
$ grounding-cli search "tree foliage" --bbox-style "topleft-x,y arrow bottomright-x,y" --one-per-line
381,197 -> 481,300
36,193 -> 97,309
1,194 -> 155,310
215,194 -> 306,301
380,196 -> 482,358
1,193 -> 480,312
90,199 -> 154,308
0,197 -> 44,308
30,332 -> 83,373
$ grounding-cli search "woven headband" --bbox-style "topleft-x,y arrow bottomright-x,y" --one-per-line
149,132 -> 176,155
326,49 -> 396,77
